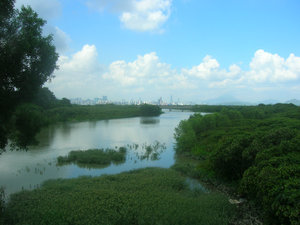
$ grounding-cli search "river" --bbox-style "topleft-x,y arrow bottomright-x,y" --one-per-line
0,110 -> 194,196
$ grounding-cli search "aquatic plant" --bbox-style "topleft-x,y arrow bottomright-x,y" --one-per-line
4,168 -> 235,225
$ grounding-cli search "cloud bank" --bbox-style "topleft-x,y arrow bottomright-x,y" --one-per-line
46,46 -> 300,102
87,0 -> 172,32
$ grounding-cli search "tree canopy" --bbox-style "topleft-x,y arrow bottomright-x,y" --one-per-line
0,0 -> 58,150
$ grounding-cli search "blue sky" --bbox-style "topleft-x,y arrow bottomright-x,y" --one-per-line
15,0 -> 300,103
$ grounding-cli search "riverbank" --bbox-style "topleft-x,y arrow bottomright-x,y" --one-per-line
45,104 -> 163,123
172,153 -> 263,225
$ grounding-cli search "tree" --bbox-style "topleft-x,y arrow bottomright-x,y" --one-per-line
33,87 -> 57,109
0,1 -> 58,150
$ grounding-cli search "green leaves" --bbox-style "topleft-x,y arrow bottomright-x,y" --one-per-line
174,104 -> 300,224
9,103 -> 47,149
4,168 -> 234,225
0,3 -> 58,150
140,104 -> 162,116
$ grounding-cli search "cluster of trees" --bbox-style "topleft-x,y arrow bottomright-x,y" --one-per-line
175,104 -> 300,225
0,0 -> 58,151
8,87 -> 71,149
140,104 -> 162,116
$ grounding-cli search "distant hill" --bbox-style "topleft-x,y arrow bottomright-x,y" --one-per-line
203,95 -> 253,105
259,99 -> 280,105
285,99 -> 300,106
199,96 -> 300,106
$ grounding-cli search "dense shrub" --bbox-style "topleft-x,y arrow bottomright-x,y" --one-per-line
240,136 -> 300,225
140,104 -> 162,116
174,104 -> 300,224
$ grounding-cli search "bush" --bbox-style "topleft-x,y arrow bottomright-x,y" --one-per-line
174,104 -> 300,224
240,137 -> 300,225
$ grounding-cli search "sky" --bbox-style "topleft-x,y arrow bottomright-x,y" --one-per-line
15,0 -> 300,103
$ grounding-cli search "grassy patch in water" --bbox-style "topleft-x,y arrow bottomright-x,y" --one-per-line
57,147 -> 127,167
4,168 -> 235,225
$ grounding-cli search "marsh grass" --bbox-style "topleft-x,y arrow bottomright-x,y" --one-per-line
134,141 -> 166,161
57,147 -> 127,167
4,168 -> 235,225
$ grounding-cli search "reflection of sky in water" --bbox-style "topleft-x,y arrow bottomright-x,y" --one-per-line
0,110 -> 194,196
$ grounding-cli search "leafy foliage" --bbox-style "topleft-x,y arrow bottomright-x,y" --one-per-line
174,104 -> 300,224
0,2 -> 58,150
140,104 -> 162,116
9,104 -> 47,149
4,168 -> 234,225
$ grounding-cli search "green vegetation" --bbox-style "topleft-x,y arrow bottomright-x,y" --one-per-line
0,0 -> 58,150
140,104 -> 162,116
174,104 -> 300,225
57,148 -> 127,168
128,141 -> 167,161
45,103 -> 162,123
3,168 -> 235,225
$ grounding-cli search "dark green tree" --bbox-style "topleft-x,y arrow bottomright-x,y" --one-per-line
0,1 -> 58,150
140,104 -> 162,116
33,87 -> 57,109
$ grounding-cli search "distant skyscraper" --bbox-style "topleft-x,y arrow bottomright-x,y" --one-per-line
102,96 -> 108,101
158,97 -> 163,105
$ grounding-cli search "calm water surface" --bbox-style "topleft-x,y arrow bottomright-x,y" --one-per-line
0,110 -> 194,196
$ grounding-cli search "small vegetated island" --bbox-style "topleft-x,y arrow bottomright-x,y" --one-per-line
57,147 -> 127,168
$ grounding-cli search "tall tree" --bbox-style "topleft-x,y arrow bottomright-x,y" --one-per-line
0,1 -> 58,150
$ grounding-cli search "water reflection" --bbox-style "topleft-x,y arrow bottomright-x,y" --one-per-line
0,111 -> 194,196
140,117 -> 160,124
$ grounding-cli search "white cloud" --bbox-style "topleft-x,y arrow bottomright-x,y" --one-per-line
15,0 -> 61,20
182,55 -> 220,79
103,52 -> 180,86
47,46 -> 300,102
46,45 -> 105,98
247,49 -> 300,82
87,0 -> 172,32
